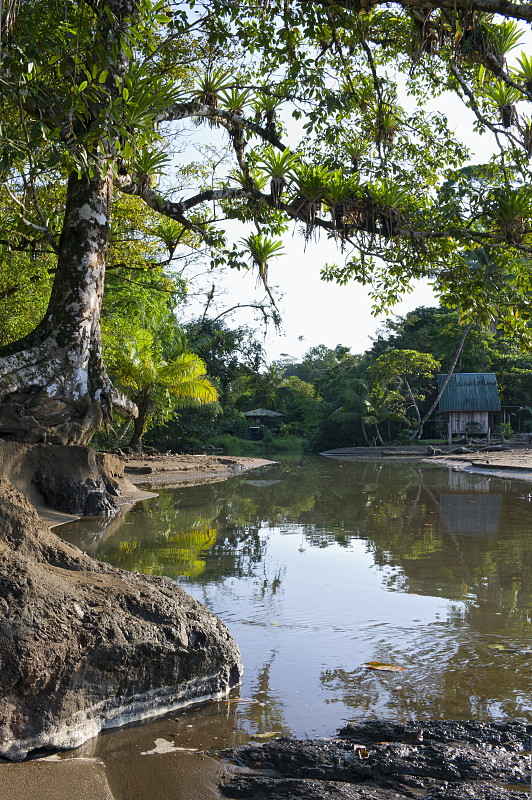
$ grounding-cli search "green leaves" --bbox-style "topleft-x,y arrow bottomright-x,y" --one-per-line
133,149 -> 171,179
371,350 -> 441,387
239,232 -> 285,284
484,81 -> 522,127
254,147 -> 298,181
191,67 -> 234,106
109,322 -> 218,446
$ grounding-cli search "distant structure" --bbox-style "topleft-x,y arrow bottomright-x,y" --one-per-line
243,408 -> 285,421
437,373 -> 501,441
243,408 -> 285,440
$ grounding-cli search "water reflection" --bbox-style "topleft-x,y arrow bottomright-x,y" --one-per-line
59,457 -> 532,734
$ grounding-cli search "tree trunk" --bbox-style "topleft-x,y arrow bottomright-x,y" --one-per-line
0,171 -> 137,445
360,419 -> 371,446
128,404 -> 149,452
405,378 -> 421,431
412,322 -> 473,441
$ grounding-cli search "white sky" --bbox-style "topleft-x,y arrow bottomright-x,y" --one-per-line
208,234 -> 437,361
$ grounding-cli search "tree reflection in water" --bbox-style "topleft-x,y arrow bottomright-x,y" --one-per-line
59,456 -> 532,728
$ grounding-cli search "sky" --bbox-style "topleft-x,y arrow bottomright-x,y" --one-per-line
201,233 -> 437,362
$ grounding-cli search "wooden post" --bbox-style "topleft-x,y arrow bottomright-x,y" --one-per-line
447,420 -> 452,446
487,427 -> 491,443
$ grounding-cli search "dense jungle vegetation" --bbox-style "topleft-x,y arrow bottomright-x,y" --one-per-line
2,0 -> 532,451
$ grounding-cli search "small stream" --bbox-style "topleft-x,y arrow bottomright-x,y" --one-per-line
53,455 -> 532,799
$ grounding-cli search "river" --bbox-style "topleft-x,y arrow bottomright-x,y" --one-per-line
53,455 -> 532,799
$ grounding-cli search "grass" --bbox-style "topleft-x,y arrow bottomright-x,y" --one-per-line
205,434 -> 305,456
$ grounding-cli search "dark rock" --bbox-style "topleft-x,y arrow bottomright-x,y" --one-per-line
478,446 -> 510,453
451,447 -> 471,455
34,468 -> 117,516
220,776 -> 404,799
0,478 -> 242,760
216,722 -> 530,800
0,440 -> 136,516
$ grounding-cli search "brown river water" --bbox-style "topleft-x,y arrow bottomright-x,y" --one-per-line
42,456 -> 532,798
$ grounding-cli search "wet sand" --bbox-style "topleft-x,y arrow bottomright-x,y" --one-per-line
0,759 -> 114,800
425,444 -> 532,482
123,453 -> 275,487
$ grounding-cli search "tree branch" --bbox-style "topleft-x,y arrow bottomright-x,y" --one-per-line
157,101 -> 289,151
1,184 -> 59,252
316,0 -> 532,23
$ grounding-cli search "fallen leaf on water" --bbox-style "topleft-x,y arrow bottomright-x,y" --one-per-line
362,662 -> 406,672
270,621 -> 280,627
252,732 -> 282,740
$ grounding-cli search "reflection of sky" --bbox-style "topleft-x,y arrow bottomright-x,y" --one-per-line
185,524 -> 451,736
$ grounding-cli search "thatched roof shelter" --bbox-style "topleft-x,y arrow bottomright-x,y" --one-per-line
243,408 -> 285,418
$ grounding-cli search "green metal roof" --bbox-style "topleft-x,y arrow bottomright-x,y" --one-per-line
437,373 -> 501,412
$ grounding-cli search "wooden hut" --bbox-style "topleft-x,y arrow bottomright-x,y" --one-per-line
437,373 -> 501,439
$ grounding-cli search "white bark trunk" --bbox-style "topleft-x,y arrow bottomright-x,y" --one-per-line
0,171 -> 136,445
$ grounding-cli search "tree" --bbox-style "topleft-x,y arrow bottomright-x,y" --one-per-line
285,345 -> 358,385
330,378 -> 408,445
2,0 -> 532,445
363,307 -> 490,373
111,329 -> 217,451
183,317 -> 265,403
363,303 -> 532,418
239,364 -> 288,411
369,350 -> 441,434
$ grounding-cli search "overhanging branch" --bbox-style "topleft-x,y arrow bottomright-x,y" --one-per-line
317,0 -> 532,23
157,101 -> 289,152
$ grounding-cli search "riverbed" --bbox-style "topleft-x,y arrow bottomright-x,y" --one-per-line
17,455 -> 532,799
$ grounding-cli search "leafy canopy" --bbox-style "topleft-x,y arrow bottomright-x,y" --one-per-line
3,0 -> 532,349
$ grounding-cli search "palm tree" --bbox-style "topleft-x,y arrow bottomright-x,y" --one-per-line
112,335 -> 217,451
330,379 -> 409,446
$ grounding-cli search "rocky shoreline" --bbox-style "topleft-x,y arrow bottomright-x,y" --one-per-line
426,444 -> 532,482
322,442 -> 532,484
0,438 -> 274,526
216,720 -> 531,799
0,476 -> 243,761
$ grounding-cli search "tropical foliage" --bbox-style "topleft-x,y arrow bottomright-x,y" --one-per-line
109,327 -> 217,450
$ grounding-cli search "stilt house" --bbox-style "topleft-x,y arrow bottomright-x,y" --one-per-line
437,373 -> 501,437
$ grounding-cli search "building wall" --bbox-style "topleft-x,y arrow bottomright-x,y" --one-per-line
448,410 -> 489,434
